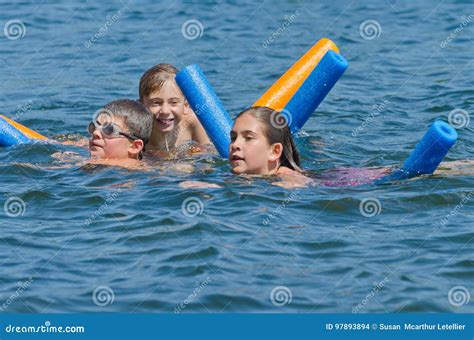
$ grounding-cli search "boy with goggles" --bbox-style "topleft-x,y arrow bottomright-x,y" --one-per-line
88,99 -> 152,161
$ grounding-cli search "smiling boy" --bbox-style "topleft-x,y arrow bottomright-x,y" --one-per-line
139,63 -> 210,153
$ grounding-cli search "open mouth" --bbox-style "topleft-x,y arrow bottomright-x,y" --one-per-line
156,118 -> 175,126
231,155 -> 244,161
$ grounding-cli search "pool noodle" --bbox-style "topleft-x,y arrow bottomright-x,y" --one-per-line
378,120 -> 458,182
176,64 -> 233,158
284,50 -> 348,133
0,116 -> 31,147
0,114 -> 47,140
253,38 -> 339,110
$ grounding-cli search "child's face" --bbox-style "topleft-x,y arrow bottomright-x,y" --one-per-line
142,80 -> 187,133
89,115 -> 136,159
229,114 -> 281,175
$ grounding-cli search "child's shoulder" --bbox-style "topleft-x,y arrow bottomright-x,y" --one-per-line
275,167 -> 313,188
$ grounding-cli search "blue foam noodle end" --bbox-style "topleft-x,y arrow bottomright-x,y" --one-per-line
377,120 -> 458,183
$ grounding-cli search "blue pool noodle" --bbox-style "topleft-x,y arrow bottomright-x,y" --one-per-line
380,120 -> 458,182
0,116 -> 31,147
176,64 -> 233,158
284,50 -> 348,133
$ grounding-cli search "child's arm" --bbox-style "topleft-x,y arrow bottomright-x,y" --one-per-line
185,108 -> 210,144
191,119 -> 210,144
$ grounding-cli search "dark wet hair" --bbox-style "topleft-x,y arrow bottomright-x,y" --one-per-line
99,99 -> 153,147
235,106 -> 302,172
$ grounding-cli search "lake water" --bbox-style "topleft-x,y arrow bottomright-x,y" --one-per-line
0,1 -> 472,313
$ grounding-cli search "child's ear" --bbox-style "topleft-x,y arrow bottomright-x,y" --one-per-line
269,143 -> 283,162
128,139 -> 145,159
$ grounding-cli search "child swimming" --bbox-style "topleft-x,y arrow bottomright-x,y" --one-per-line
139,63 -> 210,154
181,106 -> 311,189
88,99 -> 153,168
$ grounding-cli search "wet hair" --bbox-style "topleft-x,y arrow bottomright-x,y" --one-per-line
139,63 -> 179,101
235,106 -> 302,172
99,99 -> 153,147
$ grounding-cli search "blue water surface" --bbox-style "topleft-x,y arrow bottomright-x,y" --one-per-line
0,1 -> 473,313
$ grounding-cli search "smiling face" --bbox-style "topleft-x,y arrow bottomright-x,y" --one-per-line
89,115 -> 135,159
142,80 -> 187,134
229,113 -> 283,175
